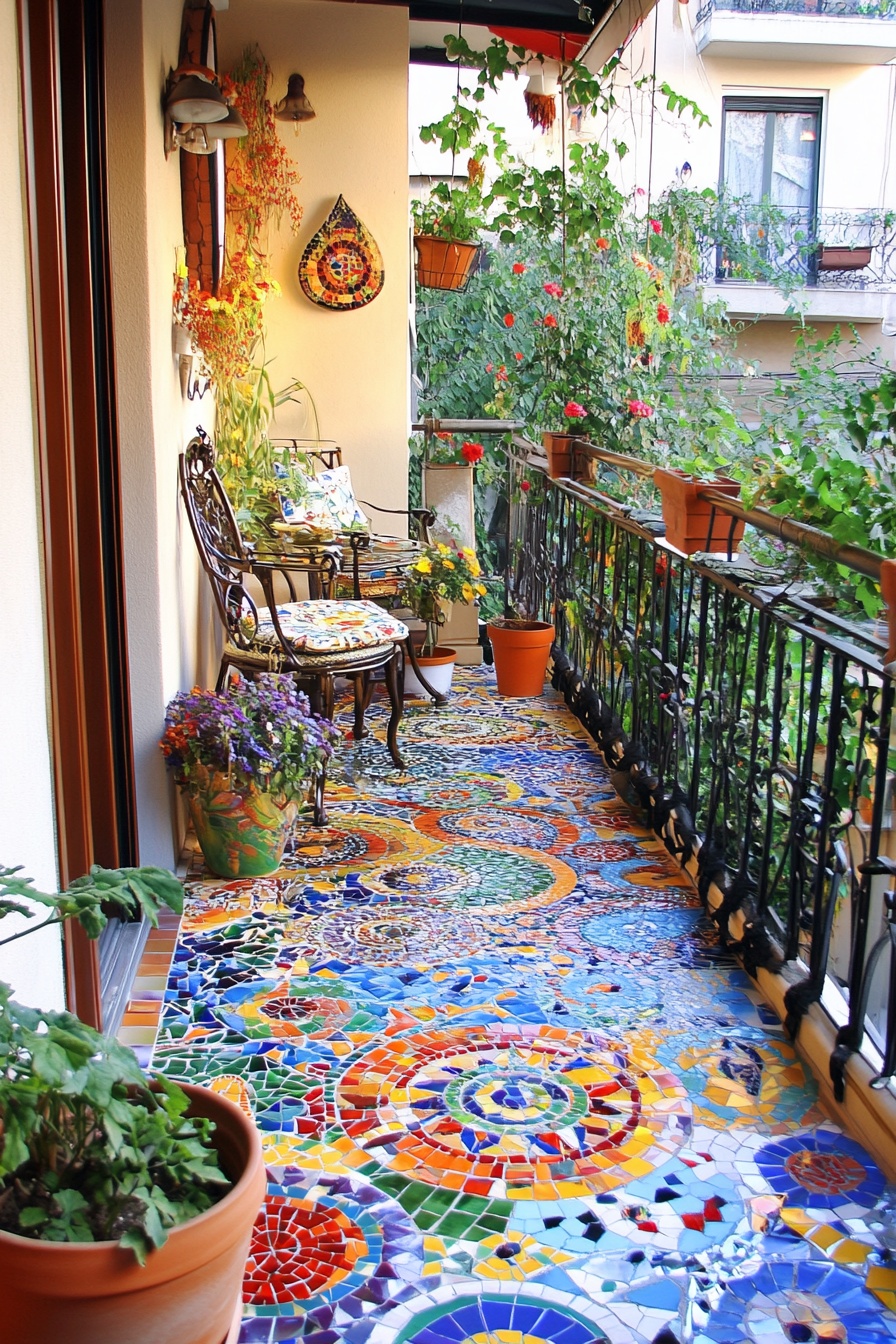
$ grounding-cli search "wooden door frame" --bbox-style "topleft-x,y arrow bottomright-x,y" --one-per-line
18,0 -> 137,1026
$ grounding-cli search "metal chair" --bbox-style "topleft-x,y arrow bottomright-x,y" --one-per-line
179,431 -> 408,823
270,440 -> 448,704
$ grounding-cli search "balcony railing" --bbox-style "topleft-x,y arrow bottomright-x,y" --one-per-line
696,204 -> 896,291
506,437 -> 896,1102
697,0 -> 895,21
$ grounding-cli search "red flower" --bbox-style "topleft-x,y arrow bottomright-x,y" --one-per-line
649,219 -> 663,235
656,303 -> 670,324
564,400 -> 587,419
504,313 -> 515,328
543,314 -> 558,328
627,399 -> 654,418
486,362 -> 493,373
435,431 -> 453,440
461,441 -> 485,464
514,351 -> 524,361
596,237 -> 609,250
512,262 -> 526,275
544,282 -> 564,298
495,365 -> 509,382
520,479 -> 531,493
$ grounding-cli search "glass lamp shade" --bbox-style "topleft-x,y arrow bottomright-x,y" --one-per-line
206,105 -> 248,139
166,73 -> 228,124
274,73 -> 315,123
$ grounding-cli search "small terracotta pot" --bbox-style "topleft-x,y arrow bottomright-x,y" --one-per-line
0,1083 -> 265,1344
487,619 -> 555,697
542,432 -> 575,480
654,468 -> 745,556
881,558 -> 896,664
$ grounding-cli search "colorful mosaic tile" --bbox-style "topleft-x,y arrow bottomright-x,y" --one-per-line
142,669 -> 896,1344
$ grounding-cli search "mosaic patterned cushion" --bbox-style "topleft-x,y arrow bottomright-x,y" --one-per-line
255,600 -> 408,653
317,465 -> 369,531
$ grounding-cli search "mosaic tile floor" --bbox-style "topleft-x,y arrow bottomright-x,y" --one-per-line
147,668 -> 896,1344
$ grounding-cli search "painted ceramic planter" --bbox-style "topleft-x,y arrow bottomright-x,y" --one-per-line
187,780 -> 298,878
654,467 -> 745,556
0,1083 -> 265,1344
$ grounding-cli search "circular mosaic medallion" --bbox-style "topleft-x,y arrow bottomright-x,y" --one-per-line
671,1036 -> 816,1130
336,1024 -> 691,1199
364,844 -> 576,912
282,815 -> 436,877
392,1293 -> 610,1344
209,978 -> 384,1041
414,806 -> 579,852
243,1167 -> 424,1318
754,1130 -> 886,1212
702,1259 -> 896,1342
298,901 -> 491,968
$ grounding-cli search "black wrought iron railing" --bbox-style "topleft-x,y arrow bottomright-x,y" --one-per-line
697,204 -> 896,291
507,437 -> 896,1101
697,0 -> 895,21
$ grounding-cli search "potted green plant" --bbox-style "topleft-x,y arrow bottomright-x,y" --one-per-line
161,674 -> 338,879
400,539 -> 487,696
0,865 -> 265,1344
412,165 -> 487,292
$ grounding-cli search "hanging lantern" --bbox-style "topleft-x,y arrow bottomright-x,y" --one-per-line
524,69 -> 559,133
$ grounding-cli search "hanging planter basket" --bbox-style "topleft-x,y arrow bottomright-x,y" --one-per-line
414,235 -> 481,291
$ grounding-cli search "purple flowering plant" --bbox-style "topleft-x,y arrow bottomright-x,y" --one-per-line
160,674 -> 338,804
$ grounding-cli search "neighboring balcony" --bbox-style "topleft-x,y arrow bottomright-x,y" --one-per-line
697,204 -> 896,322
695,0 -> 896,63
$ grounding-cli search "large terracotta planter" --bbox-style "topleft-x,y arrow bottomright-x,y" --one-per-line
487,619 -> 555,697
187,781 -> 298,878
0,1083 -> 265,1344
414,234 -> 480,291
653,468 -> 745,556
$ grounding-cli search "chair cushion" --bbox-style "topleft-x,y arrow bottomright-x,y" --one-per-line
225,638 -> 397,673
255,599 -> 408,653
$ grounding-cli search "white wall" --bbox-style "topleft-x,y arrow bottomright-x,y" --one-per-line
217,0 -> 411,514
106,0 -> 214,869
0,0 -> 64,1006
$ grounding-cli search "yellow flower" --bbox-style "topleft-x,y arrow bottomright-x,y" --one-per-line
462,546 -> 476,558
468,559 -> 481,577
443,559 -> 455,569
462,583 -> 474,601
414,557 -> 432,574
476,584 -> 487,596
437,543 -> 451,555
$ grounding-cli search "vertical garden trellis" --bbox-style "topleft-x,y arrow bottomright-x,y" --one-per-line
507,438 -> 896,1100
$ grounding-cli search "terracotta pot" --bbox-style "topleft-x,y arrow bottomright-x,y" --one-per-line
0,1083 -> 265,1344
187,782 -> 298,878
414,235 -> 480,291
653,467 -> 745,556
881,558 -> 896,664
487,619 -> 555,697
542,432 -> 575,480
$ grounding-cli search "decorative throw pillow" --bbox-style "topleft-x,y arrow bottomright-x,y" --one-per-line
316,465 -> 369,532
277,468 -> 335,538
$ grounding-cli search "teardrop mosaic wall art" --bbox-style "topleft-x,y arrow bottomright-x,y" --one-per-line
298,195 -> 384,310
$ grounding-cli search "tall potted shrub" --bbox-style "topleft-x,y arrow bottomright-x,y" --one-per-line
0,865 -> 265,1344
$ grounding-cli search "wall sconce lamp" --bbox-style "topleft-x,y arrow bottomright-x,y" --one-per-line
164,63 -> 246,157
178,353 -> 212,401
274,74 -> 316,126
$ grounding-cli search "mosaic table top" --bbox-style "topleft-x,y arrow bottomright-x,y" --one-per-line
153,669 -> 896,1344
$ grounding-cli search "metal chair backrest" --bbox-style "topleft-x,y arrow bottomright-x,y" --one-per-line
179,430 -> 261,651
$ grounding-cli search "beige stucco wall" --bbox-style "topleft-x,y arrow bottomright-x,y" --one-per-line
217,0 -> 411,514
106,0 -> 215,868
0,0 -> 64,1006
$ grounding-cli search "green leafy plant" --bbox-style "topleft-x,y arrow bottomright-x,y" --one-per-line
0,865 -> 228,1263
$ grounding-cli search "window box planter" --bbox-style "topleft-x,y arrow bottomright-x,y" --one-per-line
817,245 -> 872,272
654,468 -> 745,556
542,432 -> 575,480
